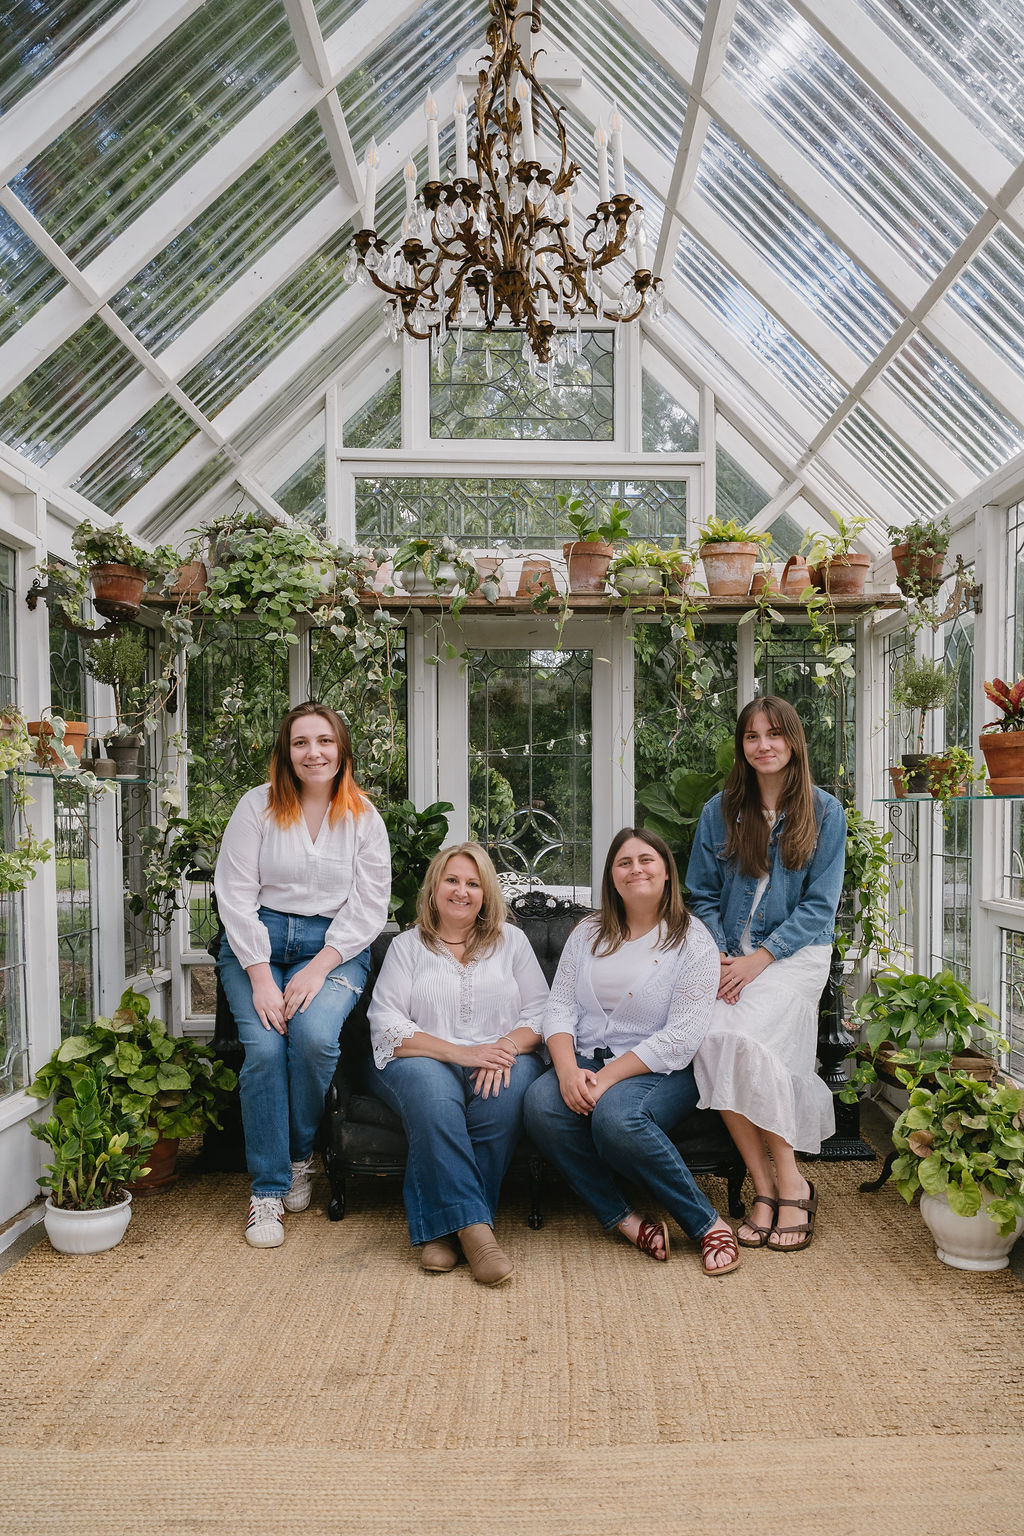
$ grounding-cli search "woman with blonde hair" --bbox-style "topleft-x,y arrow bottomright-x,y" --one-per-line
686,696 -> 845,1252
216,702 -> 390,1248
366,842 -> 548,1285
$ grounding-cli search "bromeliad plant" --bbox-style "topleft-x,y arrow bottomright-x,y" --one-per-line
28,988 -> 238,1141
982,676 -> 1024,732
890,1074 -> 1024,1237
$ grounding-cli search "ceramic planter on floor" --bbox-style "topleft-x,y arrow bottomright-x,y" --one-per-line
919,1192 -> 1024,1272
43,1193 -> 133,1255
127,1135 -> 180,1194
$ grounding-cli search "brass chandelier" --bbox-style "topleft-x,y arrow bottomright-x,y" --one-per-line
344,0 -> 664,367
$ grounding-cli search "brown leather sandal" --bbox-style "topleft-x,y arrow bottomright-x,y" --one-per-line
633,1217 -> 670,1261
767,1181 -> 817,1252
736,1194 -> 778,1248
700,1225 -> 741,1275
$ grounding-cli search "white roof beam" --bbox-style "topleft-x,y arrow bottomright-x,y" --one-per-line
0,0 -> 205,186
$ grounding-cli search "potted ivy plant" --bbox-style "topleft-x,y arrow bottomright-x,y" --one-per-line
978,676 -> 1024,794
925,744 -> 985,805
889,1074 -> 1024,1271
391,536 -> 478,603
890,655 -> 954,790
840,967 -> 1006,1103
29,1064 -> 155,1253
27,988 -> 238,1194
200,516 -> 342,645
696,516 -> 771,597
0,705 -> 54,895
71,519 -> 154,618
559,495 -> 631,592
888,511 -> 950,602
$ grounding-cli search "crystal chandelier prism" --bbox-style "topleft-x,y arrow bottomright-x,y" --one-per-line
343,0 -> 664,367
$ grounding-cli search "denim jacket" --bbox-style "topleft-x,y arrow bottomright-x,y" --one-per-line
684,787 -> 846,960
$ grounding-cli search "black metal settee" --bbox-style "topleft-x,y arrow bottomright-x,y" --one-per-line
203,892 -> 863,1226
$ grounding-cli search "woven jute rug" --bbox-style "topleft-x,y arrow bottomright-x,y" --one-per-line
3,1136 -> 1024,1535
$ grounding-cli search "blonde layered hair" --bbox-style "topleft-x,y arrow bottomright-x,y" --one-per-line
416,842 -> 510,963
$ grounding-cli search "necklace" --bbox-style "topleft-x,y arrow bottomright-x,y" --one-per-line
440,935 -> 469,948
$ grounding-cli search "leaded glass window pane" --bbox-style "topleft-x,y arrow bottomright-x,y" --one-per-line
468,647 -> 592,898
1002,504 -> 1024,903
0,316 -> 142,466
696,121 -> 900,360
0,211 -> 65,348
935,613 -> 973,979
1001,930 -> 1024,1083
431,332 -> 613,442
108,111 -> 335,355
10,0 -> 299,267
726,0 -> 983,278
356,476 -> 687,548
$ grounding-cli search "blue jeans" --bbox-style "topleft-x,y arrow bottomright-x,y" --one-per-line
365,1053 -> 546,1245
523,1053 -> 719,1240
217,909 -> 370,1197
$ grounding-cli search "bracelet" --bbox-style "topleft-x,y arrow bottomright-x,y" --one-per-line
499,1034 -> 521,1057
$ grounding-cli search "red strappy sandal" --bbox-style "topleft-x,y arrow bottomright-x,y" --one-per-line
700,1225 -> 741,1275
633,1217 -> 670,1261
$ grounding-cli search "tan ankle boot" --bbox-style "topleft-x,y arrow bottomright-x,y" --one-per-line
420,1238 -> 459,1272
458,1223 -> 513,1285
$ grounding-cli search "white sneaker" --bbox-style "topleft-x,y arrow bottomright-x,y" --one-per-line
283,1155 -> 315,1213
245,1195 -> 284,1247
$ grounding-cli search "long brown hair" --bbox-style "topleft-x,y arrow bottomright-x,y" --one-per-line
722,696 -> 817,875
266,703 -> 367,828
591,828 -> 690,956
417,842 -> 509,963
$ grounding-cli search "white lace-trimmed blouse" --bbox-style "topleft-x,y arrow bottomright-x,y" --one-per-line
368,924 -> 549,1069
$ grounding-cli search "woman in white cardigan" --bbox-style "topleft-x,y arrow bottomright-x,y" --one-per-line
524,829 -> 740,1275
366,842 -> 548,1286
215,703 -> 390,1249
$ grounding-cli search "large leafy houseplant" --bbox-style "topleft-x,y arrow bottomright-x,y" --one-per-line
27,989 -> 237,1141
30,1063 -> 156,1210
635,739 -> 735,878
890,1074 -> 1024,1237
840,968 -> 1006,1102
381,799 -> 455,927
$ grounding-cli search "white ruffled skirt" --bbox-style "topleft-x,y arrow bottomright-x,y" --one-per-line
693,944 -> 835,1154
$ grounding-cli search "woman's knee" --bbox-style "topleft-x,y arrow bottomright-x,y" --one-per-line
523,1067 -> 568,1138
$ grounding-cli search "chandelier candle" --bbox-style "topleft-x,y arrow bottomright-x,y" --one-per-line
346,0 -> 664,366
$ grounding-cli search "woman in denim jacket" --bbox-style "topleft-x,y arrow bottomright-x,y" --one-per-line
685,697 -> 845,1253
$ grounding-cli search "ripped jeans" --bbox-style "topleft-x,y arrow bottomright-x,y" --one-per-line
217,908 -> 370,1197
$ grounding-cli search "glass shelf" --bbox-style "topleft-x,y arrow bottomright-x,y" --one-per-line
874,793 -> 1022,803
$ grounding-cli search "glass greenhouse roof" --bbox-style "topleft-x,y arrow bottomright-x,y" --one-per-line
2,0 -> 1024,544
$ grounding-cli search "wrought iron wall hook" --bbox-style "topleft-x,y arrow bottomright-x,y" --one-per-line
25,576 -> 129,642
927,555 -> 982,627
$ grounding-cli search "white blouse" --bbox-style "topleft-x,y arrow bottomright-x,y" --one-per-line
368,924 -> 549,1069
214,784 -> 391,970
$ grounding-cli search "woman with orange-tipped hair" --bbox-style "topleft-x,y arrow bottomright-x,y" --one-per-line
215,702 -> 390,1248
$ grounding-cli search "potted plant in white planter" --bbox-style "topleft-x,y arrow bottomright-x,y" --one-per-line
890,1074 -> 1024,1271
30,1064 -> 156,1254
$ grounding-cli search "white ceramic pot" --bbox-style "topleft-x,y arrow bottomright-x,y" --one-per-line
399,561 -> 457,595
43,1193 -> 132,1255
612,566 -> 663,596
919,1191 -> 1024,1272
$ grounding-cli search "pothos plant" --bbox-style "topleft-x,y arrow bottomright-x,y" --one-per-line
837,807 -> 896,964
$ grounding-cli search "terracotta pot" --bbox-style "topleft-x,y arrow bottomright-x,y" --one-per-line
562,540 -> 613,593
926,755 -> 967,799
467,556 -> 505,602
127,1135 -> 180,1194
89,562 -> 147,618
517,557 -> 555,599
168,559 -> 208,597
699,541 -> 757,597
814,551 -> 870,596
979,730 -> 1024,795
891,542 -> 945,599
888,765 -> 908,799
28,719 -> 89,766
779,555 -> 811,596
